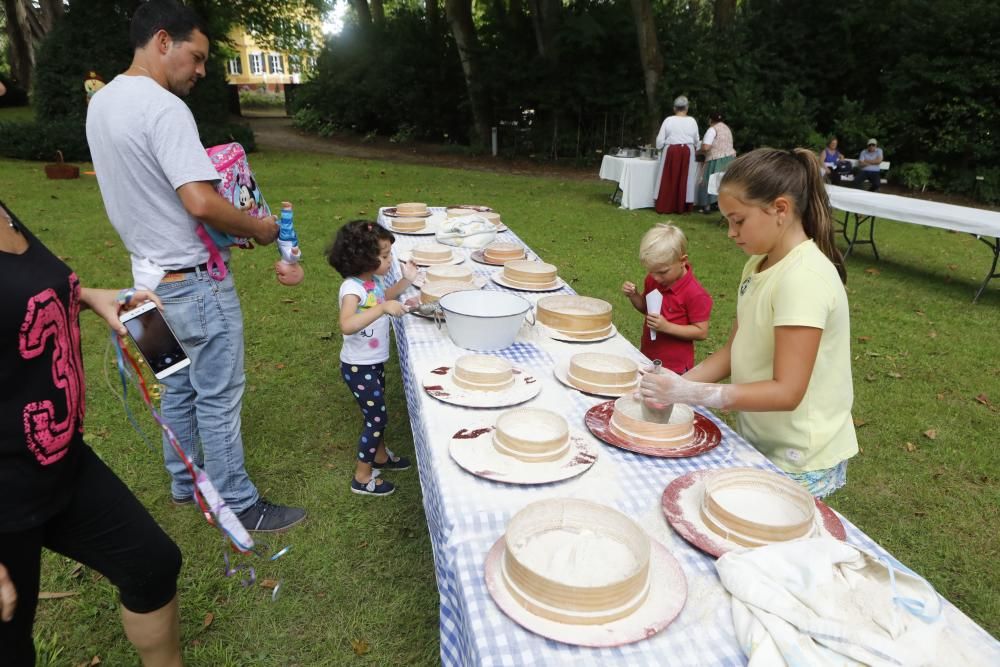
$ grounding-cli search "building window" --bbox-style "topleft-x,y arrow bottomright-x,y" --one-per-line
227,57 -> 243,75
289,55 -> 302,74
268,54 -> 284,74
249,53 -> 264,75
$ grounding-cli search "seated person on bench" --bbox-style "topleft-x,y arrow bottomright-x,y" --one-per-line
855,138 -> 884,192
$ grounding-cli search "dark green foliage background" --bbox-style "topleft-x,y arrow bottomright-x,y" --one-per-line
293,0 -> 1000,201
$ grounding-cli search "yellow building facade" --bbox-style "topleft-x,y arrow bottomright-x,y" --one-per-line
224,23 -> 323,90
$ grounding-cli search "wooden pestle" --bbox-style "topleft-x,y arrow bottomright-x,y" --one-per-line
641,360 -> 674,424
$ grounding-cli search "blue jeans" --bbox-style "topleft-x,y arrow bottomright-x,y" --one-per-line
155,268 -> 259,513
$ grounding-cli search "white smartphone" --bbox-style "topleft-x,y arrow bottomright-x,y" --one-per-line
120,301 -> 191,379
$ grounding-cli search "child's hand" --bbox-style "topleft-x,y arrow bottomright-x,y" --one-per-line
382,300 -> 406,317
401,260 -> 419,283
622,281 -> 637,296
645,313 -> 667,333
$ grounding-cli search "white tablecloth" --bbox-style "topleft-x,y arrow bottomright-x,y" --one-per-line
378,208 -> 1000,666
599,155 -> 659,210
827,185 -> 1000,237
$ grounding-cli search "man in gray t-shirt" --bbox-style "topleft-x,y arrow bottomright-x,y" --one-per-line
86,0 -> 305,533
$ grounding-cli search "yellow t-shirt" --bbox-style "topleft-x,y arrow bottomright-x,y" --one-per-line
731,240 -> 858,473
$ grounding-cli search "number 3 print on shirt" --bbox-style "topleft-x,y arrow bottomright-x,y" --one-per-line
18,274 -> 85,465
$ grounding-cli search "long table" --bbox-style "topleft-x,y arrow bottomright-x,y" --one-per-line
598,155 -> 659,210
827,185 -> 1000,302
378,208 -> 1000,665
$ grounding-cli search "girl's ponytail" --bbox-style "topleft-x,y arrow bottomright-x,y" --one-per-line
793,148 -> 846,284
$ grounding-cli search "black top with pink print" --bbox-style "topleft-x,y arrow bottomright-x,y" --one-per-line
0,203 -> 85,531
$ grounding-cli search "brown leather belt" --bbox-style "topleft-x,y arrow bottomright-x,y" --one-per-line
161,262 -> 225,283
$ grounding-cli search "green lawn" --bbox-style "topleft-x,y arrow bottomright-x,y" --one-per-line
0,150 -> 997,665
0,105 -> 35,123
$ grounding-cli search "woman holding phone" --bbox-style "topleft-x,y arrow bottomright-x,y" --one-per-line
0,200 -> 184,666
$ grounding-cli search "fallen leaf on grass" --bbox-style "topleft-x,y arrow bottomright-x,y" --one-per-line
913,511 -> 927,517
947,263 -> 959,271
70,563 -> 84,578
74,657 -> 100,667
281,298 -> 296,304
853,418 -> 868,427
39,591 -> 78,599
318,332 -> 333,341
259,579 -> 279,590
857,336 -> 871,343
936,393 -> 945,400
905,442 -> 917,453
274,363 -> 286,370
203,612 -> 214,630
865,374 -> 877,382
864,267 -> 880,275
928,330 -> 937,339
923,429 -> 938,440
351,639 -> 371,656
914,309 -> 926,316
975,393 -> 991,407
887,372 -> 903,379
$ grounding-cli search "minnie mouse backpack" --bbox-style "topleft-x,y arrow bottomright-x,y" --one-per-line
198,142 -> 270,279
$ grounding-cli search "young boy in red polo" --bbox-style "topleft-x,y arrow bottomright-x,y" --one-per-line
622,223 -> 713,374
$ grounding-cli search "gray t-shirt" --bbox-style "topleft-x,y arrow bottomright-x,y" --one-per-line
86,75 -> 221,289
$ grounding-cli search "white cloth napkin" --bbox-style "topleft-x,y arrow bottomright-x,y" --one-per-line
435,215 -> 497,249
715,538 -> 997,667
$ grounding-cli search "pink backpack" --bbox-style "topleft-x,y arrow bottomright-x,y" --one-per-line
198,142 -> 270,279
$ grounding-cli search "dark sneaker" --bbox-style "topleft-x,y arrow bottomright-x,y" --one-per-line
372,448 -> 411,471
171,495 -> 195,506
350,473 -> 395,496
237,499 -> 307,532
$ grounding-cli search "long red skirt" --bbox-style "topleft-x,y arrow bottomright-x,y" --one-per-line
655,144 -> 691,214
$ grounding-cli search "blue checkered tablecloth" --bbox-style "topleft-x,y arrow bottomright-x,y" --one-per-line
377,208 -> 1000,666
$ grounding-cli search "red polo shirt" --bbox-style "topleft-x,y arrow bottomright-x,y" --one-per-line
640,265 -> 713,374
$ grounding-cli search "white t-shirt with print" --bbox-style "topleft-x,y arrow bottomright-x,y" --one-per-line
86,75 -> 221,289
339,276 -> 391,364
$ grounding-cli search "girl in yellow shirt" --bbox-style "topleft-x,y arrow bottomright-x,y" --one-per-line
640,148 -> 858,497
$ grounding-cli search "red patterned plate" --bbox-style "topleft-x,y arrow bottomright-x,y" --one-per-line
447,204 -> 493,212
661,469 -> 847,558
383,207 -> 433,218
584,400 -> 721,458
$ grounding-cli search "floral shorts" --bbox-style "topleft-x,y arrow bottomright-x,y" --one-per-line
787,460 -> 848,499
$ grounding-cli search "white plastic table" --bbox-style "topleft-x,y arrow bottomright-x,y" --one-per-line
827,185 -> 1000,302
599,155 -> 659,210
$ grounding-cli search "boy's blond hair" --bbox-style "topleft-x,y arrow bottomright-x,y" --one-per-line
639,223 -> 688,269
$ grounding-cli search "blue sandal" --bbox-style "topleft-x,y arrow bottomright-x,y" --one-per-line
372,448 -> 411,471
350,471 -> 395,496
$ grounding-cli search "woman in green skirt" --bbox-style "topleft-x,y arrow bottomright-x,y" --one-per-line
695,112 -> 737,213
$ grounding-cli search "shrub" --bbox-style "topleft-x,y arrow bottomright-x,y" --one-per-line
198,122 -> 257,153
239,87 -> 286,110
0,119 -> 90,161
0,119 -> 255,161
895,162 -> 934,192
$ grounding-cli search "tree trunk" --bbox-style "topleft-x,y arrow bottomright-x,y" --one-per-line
445,0 -> 491,147
629,0 -> 663,143
714,0 -> 737,29
370,0 -> 385,27
349,0 -> 373,25
3,0 -> 44,91
425,0 -> 439,32
527,0 -> 560,58
38,0 -> 64,32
